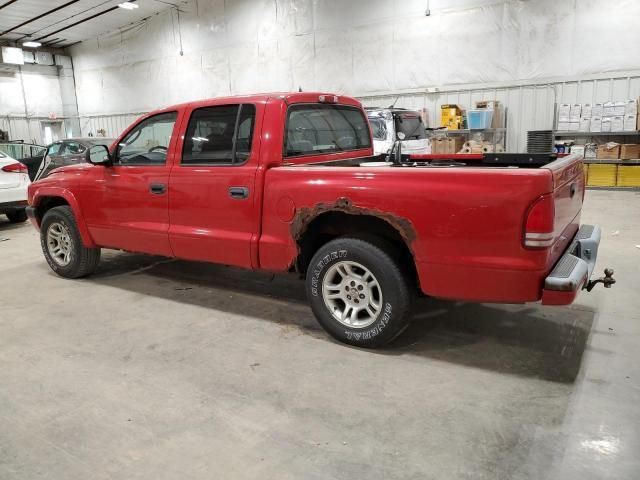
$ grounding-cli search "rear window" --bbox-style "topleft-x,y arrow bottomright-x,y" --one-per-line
285,104 -> 371,157
395,112 -> 426,140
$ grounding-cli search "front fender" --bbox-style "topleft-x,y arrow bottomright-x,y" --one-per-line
30,186 -> 97,248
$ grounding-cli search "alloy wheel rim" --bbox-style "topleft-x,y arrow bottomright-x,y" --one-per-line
322,260 -> 383,328
46,222 -> 73,266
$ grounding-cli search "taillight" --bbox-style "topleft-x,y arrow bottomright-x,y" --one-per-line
1,162 -> 27,174
524,194 -> 555,248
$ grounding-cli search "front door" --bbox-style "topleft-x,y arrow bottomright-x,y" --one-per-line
83,111 -> 179,256
168,103 -> 261,268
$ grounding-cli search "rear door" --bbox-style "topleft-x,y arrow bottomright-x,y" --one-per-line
168,102 -> 261,268
35,142 -> 64,179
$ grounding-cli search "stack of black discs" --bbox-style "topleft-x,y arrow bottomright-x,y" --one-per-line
527,130 -> 554,153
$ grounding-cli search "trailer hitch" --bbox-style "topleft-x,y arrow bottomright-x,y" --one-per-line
585,268 -> 616,292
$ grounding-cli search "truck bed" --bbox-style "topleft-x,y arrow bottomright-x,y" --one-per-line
261,153 -> 585,303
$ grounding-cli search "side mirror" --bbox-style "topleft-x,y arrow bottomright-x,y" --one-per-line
397,132 -> 406,140
87,145 -> 111,165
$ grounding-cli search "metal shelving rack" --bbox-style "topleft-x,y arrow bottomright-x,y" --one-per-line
439,107 -> 508,152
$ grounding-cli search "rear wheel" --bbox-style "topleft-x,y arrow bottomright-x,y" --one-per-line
6,210 -> 27,223
306,237 -> 412,348
40,206 -> 101,278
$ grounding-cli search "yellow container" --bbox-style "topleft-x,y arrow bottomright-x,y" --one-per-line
440,104 -> 462,129
617,165 -> 640,187
586,164 -> 617,187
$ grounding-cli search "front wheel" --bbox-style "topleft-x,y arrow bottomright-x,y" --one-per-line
40,206 -> 101,278
306,237 -> 412,348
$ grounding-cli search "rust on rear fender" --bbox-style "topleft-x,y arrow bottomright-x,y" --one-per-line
290,196 -> 417,248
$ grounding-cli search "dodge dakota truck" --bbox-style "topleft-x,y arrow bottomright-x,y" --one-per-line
26,92 -> 614,347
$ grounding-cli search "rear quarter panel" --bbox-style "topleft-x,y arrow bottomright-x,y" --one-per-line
260,165 -> 559,303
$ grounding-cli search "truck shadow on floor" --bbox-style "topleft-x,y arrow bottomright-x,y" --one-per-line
86,251 -> 595,384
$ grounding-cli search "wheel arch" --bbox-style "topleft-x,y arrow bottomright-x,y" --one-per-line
294,209 -> 419,290
32,189 -> 96,248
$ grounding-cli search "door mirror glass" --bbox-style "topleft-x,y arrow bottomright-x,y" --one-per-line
87,145 -> 110,165
397,132 -> 406,140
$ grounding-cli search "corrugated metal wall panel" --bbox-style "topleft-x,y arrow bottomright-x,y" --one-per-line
359,74 -> 640,152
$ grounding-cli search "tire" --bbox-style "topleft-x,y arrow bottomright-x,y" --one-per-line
6,209 -> 27,223
40,206 -> 101,278
306,237 -> 412,348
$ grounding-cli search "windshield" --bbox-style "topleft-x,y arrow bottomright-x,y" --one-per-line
395,112 -> 427,140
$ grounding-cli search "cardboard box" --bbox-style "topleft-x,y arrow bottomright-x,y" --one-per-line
597,144 -> 620,159
592,103 -> 604,117
620,144 -> 640,159
581,104 -> 592,118
432,137 -> 447,154
623,114 -> 637,131
601,117 -> 612,132
558,103 -> 571,121
446,136 -> 465,154
611,116 -> 624,131
614,101 -> 626,116
603,101 -> 615,117
624,98 -> 638,115
440,104 -> 462,129
558,121 -> 570,131
570,104 -> 582,121
590,117 -> 602,132
579,118 -> 590,132
569,121 -> 580,131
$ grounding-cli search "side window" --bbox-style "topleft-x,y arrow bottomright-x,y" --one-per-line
47,143 -> 62,156
285,104 -> 372,157
182,104 -> 256,165
60,141 -> 85,156
116,112 -> 177,166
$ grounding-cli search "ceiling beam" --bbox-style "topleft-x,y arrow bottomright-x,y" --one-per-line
35,1 -> 138,42
0,0 -> 80,37
0,0 -> 19,12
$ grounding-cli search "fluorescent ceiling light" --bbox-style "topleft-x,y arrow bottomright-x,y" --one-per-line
22,41 -> 41,48
118,2 -> 138,9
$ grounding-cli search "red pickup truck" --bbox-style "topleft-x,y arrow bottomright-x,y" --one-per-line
27,92 -> 613,347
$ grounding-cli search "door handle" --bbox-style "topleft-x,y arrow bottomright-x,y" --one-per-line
150,183 -> 167,195
570,183 -> 577,198
228,186 -> 249,199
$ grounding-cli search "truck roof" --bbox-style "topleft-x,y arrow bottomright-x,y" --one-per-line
158,92 -> 362,113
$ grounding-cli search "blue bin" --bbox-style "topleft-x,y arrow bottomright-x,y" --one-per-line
467,110 -> 493,129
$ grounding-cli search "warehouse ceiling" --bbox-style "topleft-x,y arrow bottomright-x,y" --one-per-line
0,0 -> 178,48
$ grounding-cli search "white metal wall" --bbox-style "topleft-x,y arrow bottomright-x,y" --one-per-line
359,73 -> 640,152
79,73 -> 640,152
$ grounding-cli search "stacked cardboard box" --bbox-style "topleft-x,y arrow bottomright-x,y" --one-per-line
432,136 -> 466,154
558,99 -> 639,133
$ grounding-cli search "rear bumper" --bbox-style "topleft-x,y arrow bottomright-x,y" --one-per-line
541,224 -> 601,305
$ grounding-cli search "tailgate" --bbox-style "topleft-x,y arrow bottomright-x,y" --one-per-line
543,154 -> 584,264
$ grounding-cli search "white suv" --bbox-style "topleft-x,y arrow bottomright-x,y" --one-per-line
0,151 -> 30,223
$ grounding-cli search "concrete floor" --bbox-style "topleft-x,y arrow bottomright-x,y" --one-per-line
0,189 -> 638,480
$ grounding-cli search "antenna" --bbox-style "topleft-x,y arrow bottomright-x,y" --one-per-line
388,96 -> 400,109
